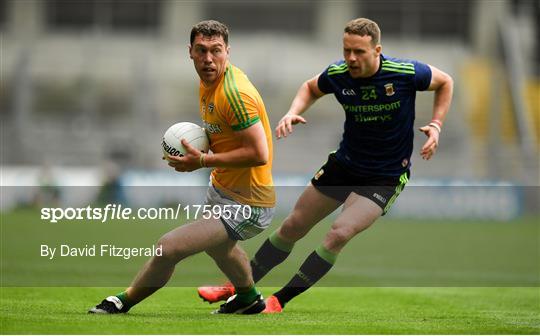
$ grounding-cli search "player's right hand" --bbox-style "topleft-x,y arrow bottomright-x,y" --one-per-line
275,114 -> 307,139
167,139 -> 204,172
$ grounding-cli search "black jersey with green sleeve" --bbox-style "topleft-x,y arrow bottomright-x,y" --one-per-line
317,54 -> 432,176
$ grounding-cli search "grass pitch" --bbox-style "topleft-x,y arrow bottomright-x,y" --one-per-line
1,209 -> 539,334
1,287 -> 539,334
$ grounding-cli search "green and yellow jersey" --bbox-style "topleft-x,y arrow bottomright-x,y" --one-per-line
199,64 -> 275,207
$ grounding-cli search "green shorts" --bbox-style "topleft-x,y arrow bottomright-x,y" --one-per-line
205,186 -> 275,241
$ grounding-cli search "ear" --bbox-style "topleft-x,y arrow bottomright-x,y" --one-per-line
188,44 -> 193,60
374,44 -> 382,56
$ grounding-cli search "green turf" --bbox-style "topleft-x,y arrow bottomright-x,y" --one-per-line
1,209 -> 539,333
1,210 -> 538,287
1,287 -> 539,334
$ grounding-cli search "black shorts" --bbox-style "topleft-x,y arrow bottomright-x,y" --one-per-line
311,153 -> 410,215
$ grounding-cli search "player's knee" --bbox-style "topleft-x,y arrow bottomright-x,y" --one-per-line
279,211 -> 308,242
156,234 -> 188,263
325,226 -> 354,250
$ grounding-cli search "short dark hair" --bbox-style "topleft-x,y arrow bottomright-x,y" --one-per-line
344,18 -> 381,45
190,20 -> 229,45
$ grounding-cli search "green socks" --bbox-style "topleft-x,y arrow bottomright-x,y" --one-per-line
115,291 -> 135,310
235,286 -> 260,304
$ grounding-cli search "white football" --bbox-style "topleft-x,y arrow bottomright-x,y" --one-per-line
162,122 -> 209,159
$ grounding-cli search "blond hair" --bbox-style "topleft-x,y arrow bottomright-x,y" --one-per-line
344,18 -> 381,45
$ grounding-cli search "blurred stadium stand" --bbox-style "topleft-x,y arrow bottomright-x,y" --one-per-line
1,0 -> 538,186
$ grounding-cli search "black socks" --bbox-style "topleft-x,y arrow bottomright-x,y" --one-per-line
273,245 -> 337,307
250,231 -> 295,283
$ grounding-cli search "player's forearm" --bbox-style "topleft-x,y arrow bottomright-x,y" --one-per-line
432,81 -> 453,123
287,81 -> 319,116
431,73 -> 453,124
204,146 -> 268,168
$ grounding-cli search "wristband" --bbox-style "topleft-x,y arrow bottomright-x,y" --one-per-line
430,119 -> 443,127
199,153 -> 207,168
428,122 -> 442,133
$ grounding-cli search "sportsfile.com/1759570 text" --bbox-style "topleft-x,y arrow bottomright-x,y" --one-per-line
40,203 -> 252,223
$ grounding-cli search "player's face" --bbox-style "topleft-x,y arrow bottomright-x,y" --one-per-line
189,34 -> 230,86
343,33 -> 381,78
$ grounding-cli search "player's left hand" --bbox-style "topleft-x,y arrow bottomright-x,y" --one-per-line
167,139 -> 203,172
419,125 -> 440,160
